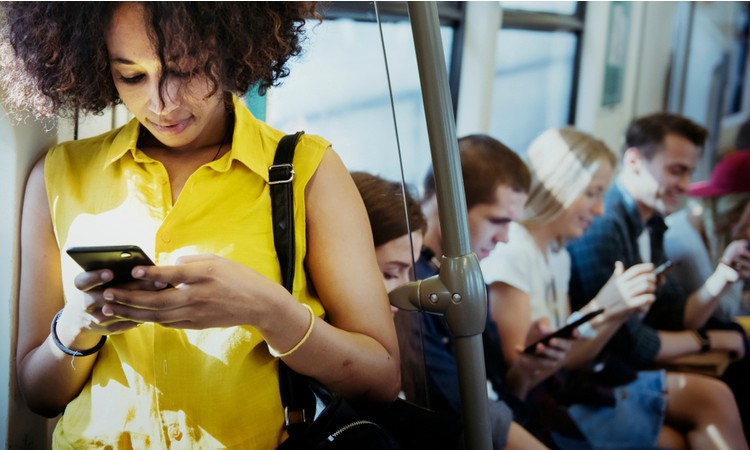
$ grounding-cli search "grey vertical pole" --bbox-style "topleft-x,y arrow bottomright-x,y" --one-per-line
407,3 -> 493,449
667,1 -> 695,114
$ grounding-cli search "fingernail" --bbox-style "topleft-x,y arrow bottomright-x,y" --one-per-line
133,268 -> 145,277
154,281 -> 167,289
101,271 -> 113,281
103,290 -> 114,301
102,306 -> 114,316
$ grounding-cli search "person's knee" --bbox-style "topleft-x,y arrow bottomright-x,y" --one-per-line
684,374 -> 739,423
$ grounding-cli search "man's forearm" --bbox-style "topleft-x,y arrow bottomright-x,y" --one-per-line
653,329 -> 707,361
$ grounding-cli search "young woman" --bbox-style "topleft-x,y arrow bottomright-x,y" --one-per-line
352,172 -> 426,296
481,127 -> 748,449
352,171 -> 427,405
665,150 -> 750,321
6,3 -> 399,448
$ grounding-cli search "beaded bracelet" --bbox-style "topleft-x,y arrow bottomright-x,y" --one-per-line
50,309 -> 107,357
268,304 -> 315,358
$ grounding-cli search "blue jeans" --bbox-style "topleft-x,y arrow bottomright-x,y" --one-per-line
568,370 -> 667,449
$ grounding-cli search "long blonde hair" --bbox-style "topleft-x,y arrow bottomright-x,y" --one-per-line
522,127 -> 616,228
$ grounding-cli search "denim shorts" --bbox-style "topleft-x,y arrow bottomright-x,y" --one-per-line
567,370 -> 667,450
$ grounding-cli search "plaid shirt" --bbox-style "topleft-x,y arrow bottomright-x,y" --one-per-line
566,182 -> 686,369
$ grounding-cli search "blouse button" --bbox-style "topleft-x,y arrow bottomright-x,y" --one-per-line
168,423 -> 182,441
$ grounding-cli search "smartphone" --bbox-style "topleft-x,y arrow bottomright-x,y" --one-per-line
653,260 -> 674,277
523,308 -> 605,354
66,245 -> 155,287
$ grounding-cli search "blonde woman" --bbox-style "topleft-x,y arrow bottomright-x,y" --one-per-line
481,128 -> 747,449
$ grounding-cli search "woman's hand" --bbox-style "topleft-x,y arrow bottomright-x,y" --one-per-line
54,268 -> 160,352
506,317 -> 574,397
519,318 -> 573,374
720,240 -> 750,279
593,261 -> 656,320
98,254 -> 288,329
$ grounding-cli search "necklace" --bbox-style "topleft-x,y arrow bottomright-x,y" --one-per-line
211,112 -> 235,162
211,140 -> 225,162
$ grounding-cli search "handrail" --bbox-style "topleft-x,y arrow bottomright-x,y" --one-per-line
398,2 -> 493,449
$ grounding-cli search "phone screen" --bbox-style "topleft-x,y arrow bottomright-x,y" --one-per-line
523,308 -> 605,354
66,245 -> 155,287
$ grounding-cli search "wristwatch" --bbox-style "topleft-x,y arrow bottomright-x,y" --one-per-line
693,329 -> 711,353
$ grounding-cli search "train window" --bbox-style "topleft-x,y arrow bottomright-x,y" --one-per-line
489,2 -> 584,154
501,1 -> 577,15
489,29 -> 576,154
266,17 -> 454,186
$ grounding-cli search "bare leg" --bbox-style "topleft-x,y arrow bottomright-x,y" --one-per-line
504,422 -> 549,450
656,424 -> 688,450
665,372 -> 748,450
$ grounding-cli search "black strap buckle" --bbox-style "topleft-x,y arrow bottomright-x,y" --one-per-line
284,406 -> 307,427
269,163 -> 295,185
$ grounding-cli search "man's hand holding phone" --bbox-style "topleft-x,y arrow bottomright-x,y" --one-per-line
591,262 -> 656,320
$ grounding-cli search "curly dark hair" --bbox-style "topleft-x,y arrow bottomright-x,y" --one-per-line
0,1 -> 317,116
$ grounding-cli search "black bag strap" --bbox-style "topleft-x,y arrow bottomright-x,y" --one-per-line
270,131 -> 303,293
268,131 -> 315,438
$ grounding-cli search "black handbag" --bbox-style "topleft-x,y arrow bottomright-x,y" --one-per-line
270,132 -> 420,450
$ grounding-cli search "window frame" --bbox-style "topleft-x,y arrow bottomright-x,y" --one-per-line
315,2 -> 466,117
499,2 -> 586,124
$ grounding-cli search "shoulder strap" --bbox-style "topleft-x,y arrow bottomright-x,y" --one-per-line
270,131 -> 304,293
269,131 -> 315,437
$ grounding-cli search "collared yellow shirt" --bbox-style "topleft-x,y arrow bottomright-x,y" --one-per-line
45,97 -> 328,449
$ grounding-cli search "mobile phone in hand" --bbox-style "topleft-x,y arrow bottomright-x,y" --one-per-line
66,245 -> 155,287
523,308 -> 604,354
653,260 -> 674,277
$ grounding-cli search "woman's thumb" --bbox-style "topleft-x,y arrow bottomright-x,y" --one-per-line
613,261 -> 624,276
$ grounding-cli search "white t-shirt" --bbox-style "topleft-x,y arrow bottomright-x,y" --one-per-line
481,222 -> 571,329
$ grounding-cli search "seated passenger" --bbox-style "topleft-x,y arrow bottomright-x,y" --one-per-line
565,115 -> 748,449
419,135 -> 570,450
664,150 -> 750,442
351,171 -> 428,403
665,151 -> 750,321
481,128 -> 665,448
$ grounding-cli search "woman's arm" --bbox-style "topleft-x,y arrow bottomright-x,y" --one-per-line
489,282 -> 532,368
489,282 -> 569,399
563,306 -> 628,369
17,158 -> 97,416
291,148 -> 401,401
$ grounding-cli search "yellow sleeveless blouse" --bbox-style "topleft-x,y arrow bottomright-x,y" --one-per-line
45,97 -> 328,449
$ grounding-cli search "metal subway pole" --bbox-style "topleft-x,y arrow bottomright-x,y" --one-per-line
407,2 -> 493,449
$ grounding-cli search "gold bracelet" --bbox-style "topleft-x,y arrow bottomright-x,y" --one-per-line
268,304 -> 315,358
